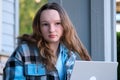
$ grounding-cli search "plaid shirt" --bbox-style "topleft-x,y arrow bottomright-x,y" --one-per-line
3,42 -> 76,80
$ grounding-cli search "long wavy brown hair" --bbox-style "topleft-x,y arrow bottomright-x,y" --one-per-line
19,2 -> 91,70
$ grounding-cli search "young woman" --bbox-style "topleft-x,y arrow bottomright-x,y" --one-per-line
3,2 -> 91,80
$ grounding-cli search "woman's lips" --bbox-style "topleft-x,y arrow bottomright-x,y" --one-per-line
48,35 -> 56,38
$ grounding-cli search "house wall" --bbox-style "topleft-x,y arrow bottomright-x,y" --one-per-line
2,0 -> 15,53
48,0 -> 117,61
0,0 -> 19,79
62,0 -> 91,55
49,0 -> 91,54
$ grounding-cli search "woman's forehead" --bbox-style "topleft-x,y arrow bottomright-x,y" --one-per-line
40,9 -> 61,22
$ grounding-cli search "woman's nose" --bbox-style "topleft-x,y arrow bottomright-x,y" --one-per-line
49,24 -> 55,32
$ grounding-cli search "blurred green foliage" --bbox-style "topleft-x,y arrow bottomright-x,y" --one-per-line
117,32 -> 120,62
117,32 -> 120,80
20,0 -> 48,35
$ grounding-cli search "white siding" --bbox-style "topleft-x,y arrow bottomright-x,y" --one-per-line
3,0 -> 14,14
0,0 -> 19,77
0,0 -> 19,54
2,12 -> 14,24
2,23 -> 14,35
14,0 -> 19,48
0,0 -> 2,51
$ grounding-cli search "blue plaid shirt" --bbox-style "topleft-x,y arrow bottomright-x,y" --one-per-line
3,42 -> 76,80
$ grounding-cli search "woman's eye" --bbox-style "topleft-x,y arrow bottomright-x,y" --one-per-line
41,23 -> 49,26
55,22 -> 61,25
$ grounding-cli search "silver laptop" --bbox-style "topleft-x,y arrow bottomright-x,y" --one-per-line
70,61 -> 118,80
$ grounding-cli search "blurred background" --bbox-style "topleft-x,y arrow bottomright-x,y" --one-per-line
20,0 -> 48,35
0,0 -> 120,79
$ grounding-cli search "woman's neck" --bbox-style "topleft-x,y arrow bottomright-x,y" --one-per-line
49,42 -> 60,55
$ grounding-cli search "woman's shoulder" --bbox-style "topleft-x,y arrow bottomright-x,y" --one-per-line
16,41 -> 35,54
60,43 -> 77,59
60,43 -> 81,60
10,41 -> 39,62
17,41 -> 38,51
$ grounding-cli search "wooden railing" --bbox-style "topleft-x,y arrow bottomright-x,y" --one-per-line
117,1 -> 120,13
0,52 -> 9,79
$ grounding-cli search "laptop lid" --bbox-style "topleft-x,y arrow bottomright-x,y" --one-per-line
70,61 -> 118,80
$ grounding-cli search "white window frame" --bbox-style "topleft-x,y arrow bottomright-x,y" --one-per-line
91,0 -> 117,61
14,0 -> 19,48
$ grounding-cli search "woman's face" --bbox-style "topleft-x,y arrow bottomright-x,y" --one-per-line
40,9 -> 63,44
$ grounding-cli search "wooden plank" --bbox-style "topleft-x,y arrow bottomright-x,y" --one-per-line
2,23 -> 14,35
0,75 -> 3,80
3,0 -> 14,13
2,45 -> 14,53
0,0 -> 2,52
117,2 -> 120,13
2,34 -> 14,46
0,55 -> 9,76
2,12 -> 14,24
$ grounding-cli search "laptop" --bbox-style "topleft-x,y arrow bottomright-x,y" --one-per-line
70,61 -> 118,80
